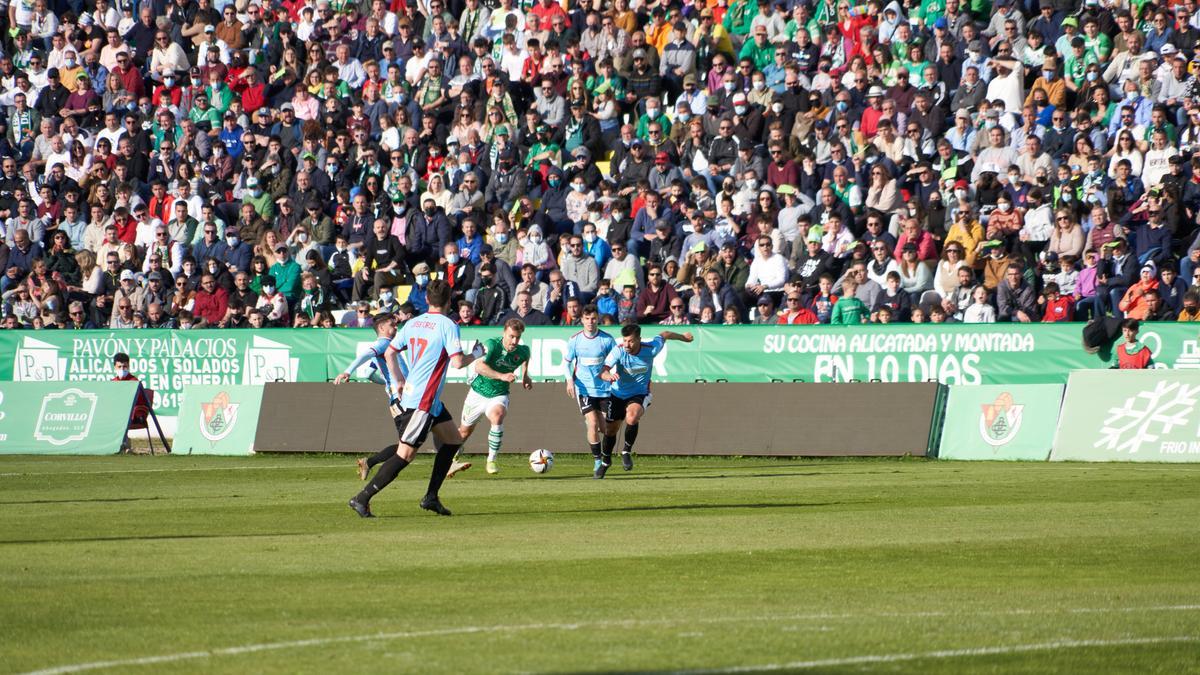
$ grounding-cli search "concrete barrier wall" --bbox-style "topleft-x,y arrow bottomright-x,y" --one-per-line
253,382 -> 942,457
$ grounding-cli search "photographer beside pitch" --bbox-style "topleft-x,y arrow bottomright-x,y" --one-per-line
348,280 -> 483,518
597,324 -> 694,479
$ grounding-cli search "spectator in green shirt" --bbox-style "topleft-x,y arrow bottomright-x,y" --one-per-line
268,243 -> 303,303
831,278 -> 869,324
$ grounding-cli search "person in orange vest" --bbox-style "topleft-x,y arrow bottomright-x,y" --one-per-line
1113,319 -> 1154,369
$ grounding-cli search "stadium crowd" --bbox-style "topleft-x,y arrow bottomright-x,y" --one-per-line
1,0 -> 1200,331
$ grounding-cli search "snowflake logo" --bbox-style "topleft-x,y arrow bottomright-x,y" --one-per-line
1095,382 -> 1200,454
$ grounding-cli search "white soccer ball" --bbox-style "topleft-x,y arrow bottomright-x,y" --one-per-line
529,449 -> 554,474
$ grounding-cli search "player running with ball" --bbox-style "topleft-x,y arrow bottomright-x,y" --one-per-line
348,280 -> 483,518
598,323 -> 693,478
446,318 -> 532,476
564,304 -> 617,478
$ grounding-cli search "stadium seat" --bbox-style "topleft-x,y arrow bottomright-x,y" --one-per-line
124,387 -> 171,455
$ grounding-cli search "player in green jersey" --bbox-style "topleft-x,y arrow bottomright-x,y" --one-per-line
448,318 -> 533,476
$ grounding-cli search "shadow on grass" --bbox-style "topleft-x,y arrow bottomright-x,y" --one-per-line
0,495 -> 246,505
445,501 -> 845,518
491,471 -> 829,482
0,531 -> 308,545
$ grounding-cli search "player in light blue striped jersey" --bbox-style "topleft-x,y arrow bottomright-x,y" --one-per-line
598,322 -> 693,478
564,305 -> 617,477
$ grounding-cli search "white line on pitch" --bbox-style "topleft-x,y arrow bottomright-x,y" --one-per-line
18,606 -> 1200,675
663,636 -> 1200,674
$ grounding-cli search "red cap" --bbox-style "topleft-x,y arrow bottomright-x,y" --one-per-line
655,151 -> 669,162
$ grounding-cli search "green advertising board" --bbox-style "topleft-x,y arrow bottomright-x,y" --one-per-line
0,381 -> 140,455
937,384 -> 1064,460
1052,370 -> 1200,462
173,385 -> 263,456
3,324 -> 1199,416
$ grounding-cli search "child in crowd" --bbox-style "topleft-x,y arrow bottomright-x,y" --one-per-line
830,278 -> 868,324
594,278 -> 618,320
1040,282 -> 1073,322
616,284 -> 638,323
963,285 -> 996,323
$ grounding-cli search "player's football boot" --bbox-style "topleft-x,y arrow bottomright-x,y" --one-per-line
621,451 -> 634,471
356,458 -> 369,481
486,460 -> 499,474
348,498 -> 375,518
594,460 -> 610,479
420,495 -> 452,516
447,460 -> 472,478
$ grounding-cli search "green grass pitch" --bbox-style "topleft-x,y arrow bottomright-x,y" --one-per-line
2,454 -> 1198,674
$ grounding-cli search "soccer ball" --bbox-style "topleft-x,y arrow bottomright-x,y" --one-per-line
529,449 -> 554,474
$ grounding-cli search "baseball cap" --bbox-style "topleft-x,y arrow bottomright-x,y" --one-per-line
148,271 -> 163,281
412,262 -> 431,275
934,17 -> 948,29
572,146 -> 590,159
246,176 -> 259,188
1062,16 -> 1078,27
119,269 -> 135,281
655,151 -> 669,163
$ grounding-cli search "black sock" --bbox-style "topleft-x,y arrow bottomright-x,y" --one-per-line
356,455 -> 409,503
601,435 -> 617,464
623,424 -> 639,453
588,441 -> 601,459
367,444 -> 398,468
425,443 -> 459,499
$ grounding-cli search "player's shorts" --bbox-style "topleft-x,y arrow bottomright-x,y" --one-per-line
577,394 -> 610,416
461,388 -> 510,426
606,393 -> 651,422
393,404 -> 454,448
